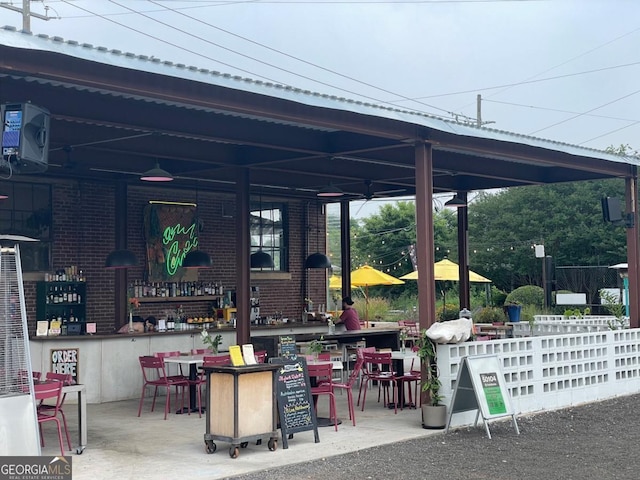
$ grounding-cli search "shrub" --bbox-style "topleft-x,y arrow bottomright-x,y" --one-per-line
490,286 -> 508,307
437,303 -> 459,321
475,306 -> 507,323
505,285 -> 544,308
355,296 -> 390,321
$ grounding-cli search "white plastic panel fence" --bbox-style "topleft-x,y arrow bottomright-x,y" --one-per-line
438,328 -> 640,419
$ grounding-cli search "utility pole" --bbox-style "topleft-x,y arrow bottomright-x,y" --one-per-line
476,94 -> 496,128
0,0 -> 52,33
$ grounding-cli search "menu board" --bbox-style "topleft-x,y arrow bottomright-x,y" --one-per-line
279,335 -> 297,359
270,357 -> 319,449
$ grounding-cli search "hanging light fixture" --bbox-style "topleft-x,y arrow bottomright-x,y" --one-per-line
444,194 -> 467,208
140,161 -> 174,182
105,249 -> 138,269
182,183 -> 212,268
305,202 -> 332,269
251,189 -> 274,269
183,249 -> 212,268
317,183 -> 344,198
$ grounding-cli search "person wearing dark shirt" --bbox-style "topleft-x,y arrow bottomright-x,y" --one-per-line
338,296 -> 361,330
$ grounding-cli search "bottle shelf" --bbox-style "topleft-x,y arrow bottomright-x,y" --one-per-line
137,295 -> 221,303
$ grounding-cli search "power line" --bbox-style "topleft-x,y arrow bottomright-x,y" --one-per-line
393,61 -> 640,102
145,0 -> 460,119
529,88 -> 640,136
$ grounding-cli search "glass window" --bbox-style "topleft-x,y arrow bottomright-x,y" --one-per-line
251,202 -> 288,271
0,182 -> 52,271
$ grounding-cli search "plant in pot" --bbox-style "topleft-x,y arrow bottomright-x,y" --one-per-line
308,336 -> 324,359
416,329 -> 447,429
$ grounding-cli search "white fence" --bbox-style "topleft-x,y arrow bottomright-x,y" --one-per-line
438,328 -> 640,425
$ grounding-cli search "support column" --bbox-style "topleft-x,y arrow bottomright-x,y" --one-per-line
340,200 -> 351,296
415,142 -> 436,328
625,174 -> 639,328
114,181 -> 128,328
457,191 -> 470,310
236,168 -> 251,344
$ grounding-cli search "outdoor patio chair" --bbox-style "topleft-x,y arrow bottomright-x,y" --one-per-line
138,356 -> 187,420
35,379 -> 66,456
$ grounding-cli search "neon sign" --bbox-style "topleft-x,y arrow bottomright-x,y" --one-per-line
163,222 -> 198,276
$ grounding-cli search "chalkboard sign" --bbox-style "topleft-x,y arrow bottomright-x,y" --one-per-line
446,355 -> 519,439
279,335 -> 297,359
269,357 -> 319,449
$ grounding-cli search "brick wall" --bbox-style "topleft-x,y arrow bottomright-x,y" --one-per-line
25,181 -> 329,334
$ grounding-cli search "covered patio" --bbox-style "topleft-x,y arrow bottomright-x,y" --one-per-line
2,25 -> 640,339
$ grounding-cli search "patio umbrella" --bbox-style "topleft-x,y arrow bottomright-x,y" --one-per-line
400,259 -> 491,310
399,259 -> 492,283
350,265 -> 404,326
329,275 -> 356,290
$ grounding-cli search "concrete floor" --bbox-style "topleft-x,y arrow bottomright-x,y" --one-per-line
39,385 -> 443,480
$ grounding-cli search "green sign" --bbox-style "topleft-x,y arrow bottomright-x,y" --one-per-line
479,372 -> 507,415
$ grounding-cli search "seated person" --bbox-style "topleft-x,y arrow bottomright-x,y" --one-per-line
145,316 -> 157,332
336,296 -> 361,330
117,315 -> 145,334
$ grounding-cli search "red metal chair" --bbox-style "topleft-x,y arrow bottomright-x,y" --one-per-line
356,346 -> 376,406
39,372 -> 73,450
319,355 -> 363,426
138,356 -> 188,420
400,348 -> 422,408
202,354 -> 231,367
155,351 -> 188,405
360,351 -> 399,414
35,380 -> 66,456
191,348 -> 212,355
308,362 -> 338,431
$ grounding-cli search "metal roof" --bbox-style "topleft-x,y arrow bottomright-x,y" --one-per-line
0,25 -> 638,199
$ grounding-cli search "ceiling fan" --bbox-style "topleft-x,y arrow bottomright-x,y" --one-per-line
353,179 -> 407,216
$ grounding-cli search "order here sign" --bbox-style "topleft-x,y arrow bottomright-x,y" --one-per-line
50,348 -> 79,384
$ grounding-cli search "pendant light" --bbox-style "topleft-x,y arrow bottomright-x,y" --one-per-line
251,189 -> 274,269
105,249 -> 138,269
140,161 -> 174,182
317,183 -> 344,198
444,194 -> 466,208
182,183 -> 212,268
304,201 -> 331,269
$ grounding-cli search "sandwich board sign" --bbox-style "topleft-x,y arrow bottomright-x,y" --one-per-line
446,354 -> 519,439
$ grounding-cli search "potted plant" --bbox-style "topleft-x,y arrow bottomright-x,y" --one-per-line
308,336 -> 324,359
416,329 -> 446,429
200,329 -> 223,354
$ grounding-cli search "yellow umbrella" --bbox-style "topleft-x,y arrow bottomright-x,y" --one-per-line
400,259 -> 492,283
350,265 -> 404,325
329,275 -> 356,290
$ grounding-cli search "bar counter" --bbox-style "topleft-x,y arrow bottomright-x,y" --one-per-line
29,322 -> 401,404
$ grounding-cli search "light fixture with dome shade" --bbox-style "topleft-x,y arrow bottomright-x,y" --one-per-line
105,249 -> 138,269
317,183 -> 344,198
182,183 -> 212,268
304,201 -> 332,269
251,189 -> 274,269
444,195 -> 466,208
140,161 -> 174,182
182,249 -> 212,268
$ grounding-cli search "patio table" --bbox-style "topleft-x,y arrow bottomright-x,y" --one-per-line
163,354 -> 205,414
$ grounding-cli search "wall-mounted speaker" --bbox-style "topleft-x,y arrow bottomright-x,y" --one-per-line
1,102 -> 50,173
601,196 -> 623,223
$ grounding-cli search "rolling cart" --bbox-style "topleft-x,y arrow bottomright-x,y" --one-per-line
203,363 -> 279,458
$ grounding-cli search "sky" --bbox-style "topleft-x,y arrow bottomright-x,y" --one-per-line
2,0 -> 640,217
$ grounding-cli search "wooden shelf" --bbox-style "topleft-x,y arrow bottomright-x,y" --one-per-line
137,295 -> 220,303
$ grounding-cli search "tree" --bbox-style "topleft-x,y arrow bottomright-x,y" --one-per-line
350,201 -> 457,299
467,179 -> 626,291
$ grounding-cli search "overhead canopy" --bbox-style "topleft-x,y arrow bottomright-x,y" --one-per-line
400,259 -> 492,283
0,27 -> 638,201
